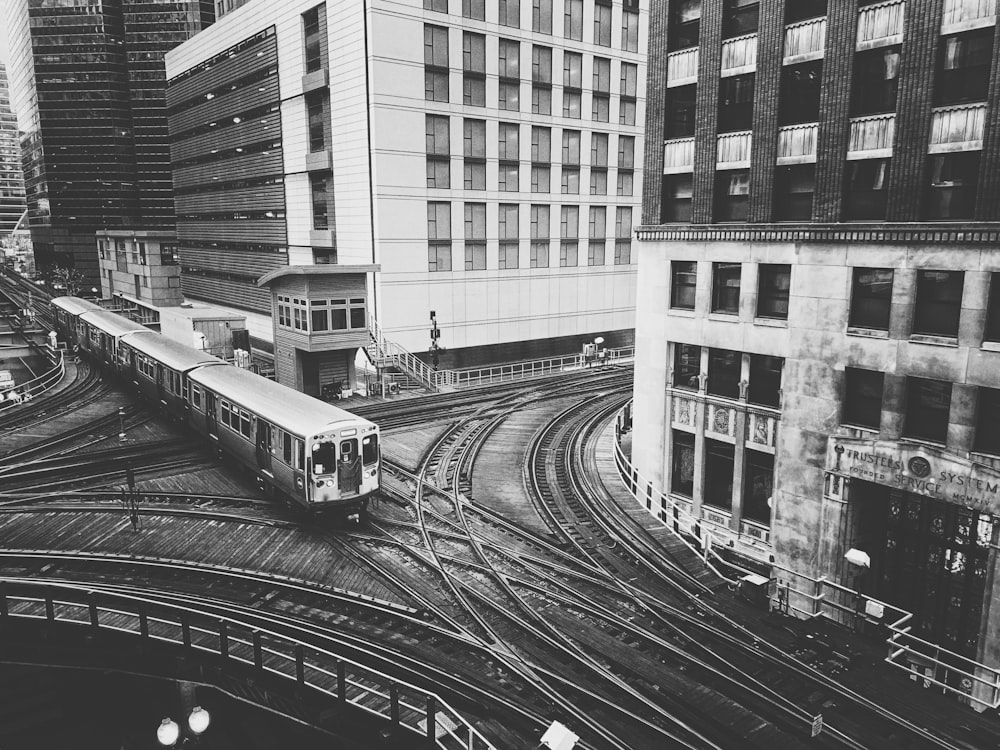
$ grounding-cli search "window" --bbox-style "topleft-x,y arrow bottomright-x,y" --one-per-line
531,126 -> 551,193
617,170 -> 634,197
560,205 -> 579,266
307,94 -> 326,152
975,388 -> 1000,455
718,74 -> 755,132
665,84 -> 697,138
463,0 -> 485,20
464,203 -> 486,270
785,0 -> 825,23
563,52 -> 583,118
843,158 -> 889,220
748,354 -> 783,409
849,267 -> 893,330
161,244 -> 178,265
773,164 -> 814,221
311,173 -> 331,230
743,451 -> 773,524
924,152 -> 980,221
530,204 -> 550,267
850,47 -> 900,116
986,273 -> 1000,343
499,0 -> 519,27
593,57 -> 611,122
673,343 -> 701,388
707,348 -> 741,398
424,25 -> 449,102
714,170 -> 750,222
426,115 -> 450,189
672,431 -> 696,497
427,202 -> 452,272
588,207 -> 606,265
614,207 -> 632,264
711,263 -> 741,314
669,0 -> 700,50
564,0 -> 583,41
619,62 -> 638,126
303,5 -> 324,73
843,367 -> 884,430
662,174 -> 693,222
671,261 -> 697,310
594,0 -> 612,46
622,5 -> 639,52
722,0 -> 759,37
499,204 -> 519,269
532,45 -> 552,115
499,39 -> 521,111
590,132 -> 608,195
424,0 -> 447,11
913,270 -> 964,338
905,377 -> 952,444
779,61 -> 822,126
757,264 -> 790,320
562,130 -> 581,194
499,122 -> 519,191
617,135 -> 634,170
532,0 -> 552,34
463,32 -> 486,106
463,119 -> 486,190
704,440 -> 735,509
935,28 -> 993,106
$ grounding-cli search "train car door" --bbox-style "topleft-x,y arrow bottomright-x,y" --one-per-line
255,419 -> 272,474
205,391 -> 219,440
155,363 -> 165,403
127,347 -> 137,383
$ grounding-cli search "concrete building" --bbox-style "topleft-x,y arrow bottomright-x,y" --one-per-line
4,0 -> 214,280
163,0 -> 645,384
0,63 -> 26,240
632,0 -> 1000,704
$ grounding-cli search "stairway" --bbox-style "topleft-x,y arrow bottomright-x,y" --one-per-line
366,317 -> 439,391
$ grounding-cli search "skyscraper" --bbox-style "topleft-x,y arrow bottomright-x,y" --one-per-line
0,63 -> 26,239
5,0 -> 214,280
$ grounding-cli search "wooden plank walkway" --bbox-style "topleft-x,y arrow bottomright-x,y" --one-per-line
381,423 -> 451,472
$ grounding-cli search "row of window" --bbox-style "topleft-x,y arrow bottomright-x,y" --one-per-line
671,344 -> 783,408
428,238 -> 633,271
670,261 -> 790,321
424,26 -> 638,123
428,202 -> 632,238
430,118 -> 636,195
424,0 -> 640,52
662,151 -> 982,224
99,240 -> 177,267
671,431 -> 773,526
276,295 -> 367,334
843,369 -> 1000,456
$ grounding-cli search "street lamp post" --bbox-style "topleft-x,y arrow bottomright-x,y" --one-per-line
844,548 -> 871,632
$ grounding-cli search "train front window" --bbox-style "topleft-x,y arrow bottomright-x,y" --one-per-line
312,440 -> 336,474
362,434 -> 379,465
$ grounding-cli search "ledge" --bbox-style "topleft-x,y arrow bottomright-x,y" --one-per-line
846,326 -> 889,339
636,222 -> 1000,245
257,264 -> 380,287
908,333 -> 959,348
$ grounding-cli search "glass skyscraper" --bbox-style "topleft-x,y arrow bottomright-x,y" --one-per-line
6,0 -> 214,280
0,63 -> 27,239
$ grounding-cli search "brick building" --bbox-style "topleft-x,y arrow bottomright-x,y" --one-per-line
632,0 -> 1000,706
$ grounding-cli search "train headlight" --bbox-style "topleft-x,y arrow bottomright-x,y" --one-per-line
326,480 -> 334,487
295,477 -> 304,489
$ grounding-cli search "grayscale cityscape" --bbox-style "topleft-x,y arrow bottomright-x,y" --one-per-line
1,0 -> 1000,748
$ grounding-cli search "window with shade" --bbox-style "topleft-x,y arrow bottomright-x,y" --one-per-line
756,264 -> 790,320
704,440 -> 735,509
924,152 -> 980,221
913,270 -> 963,338
935,27 -> 993,106
662,174 -> 693,222
672,431 -> 696,497
904,377 -> 952,444
671,261 -> 697,310
714,170 -> 751,222
843,367 -> 884,430
668,0 -> 700,50
848,267 -> 893,331
673,343 -> 701,389
707,347 -> 741,399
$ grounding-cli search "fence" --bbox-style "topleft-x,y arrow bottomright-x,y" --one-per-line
0,344 -> 65,413
435,346 -> 634,389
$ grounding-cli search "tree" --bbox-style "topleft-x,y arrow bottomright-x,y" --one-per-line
48,266 -> 86,297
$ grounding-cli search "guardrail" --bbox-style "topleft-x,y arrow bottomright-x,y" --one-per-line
612,402 -> 1000,710
434,346 -> 634,388
0,345 -> 65,412
0,579 -> 496,749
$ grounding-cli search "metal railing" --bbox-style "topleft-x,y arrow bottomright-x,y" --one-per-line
367,317 -> 438,391
434,346 -> 634,388
0,345 -> 65,413
0,580 -> 496,749
612,402 -> 1000,710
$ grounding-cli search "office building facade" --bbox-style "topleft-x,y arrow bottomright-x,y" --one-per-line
0,63 -> 26,240
5,0 -> 213,280
164,0 -> 645,372
632,0 -> 1000,697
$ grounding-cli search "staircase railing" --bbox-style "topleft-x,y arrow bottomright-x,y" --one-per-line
368,317 -> 437,391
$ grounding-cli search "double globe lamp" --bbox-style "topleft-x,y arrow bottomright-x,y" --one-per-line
156,706 -> 211,747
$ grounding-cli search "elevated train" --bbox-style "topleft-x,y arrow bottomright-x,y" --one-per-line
51,296 -> 380,519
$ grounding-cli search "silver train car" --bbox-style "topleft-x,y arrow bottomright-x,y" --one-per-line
49,296 -> 381,517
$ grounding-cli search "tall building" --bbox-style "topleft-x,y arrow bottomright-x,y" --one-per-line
163,0 -> 644,377
632,0 -> 1000,706
0,63 -> 26,239
5,0 -> 214,280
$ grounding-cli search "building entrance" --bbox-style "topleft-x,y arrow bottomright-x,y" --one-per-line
854,481 -> 996,657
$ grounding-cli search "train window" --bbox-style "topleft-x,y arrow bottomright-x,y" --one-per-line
190,385 -> 202,410
312,440 -> 336,474
362,434 -> 379,464
282,431 -> 293,463
297,439 -> 305,470
241,411 -> 252,438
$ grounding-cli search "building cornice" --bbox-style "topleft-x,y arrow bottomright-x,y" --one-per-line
636,223 -> 1000,245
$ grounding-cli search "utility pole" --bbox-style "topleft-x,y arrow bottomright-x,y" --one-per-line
429,310 -> 444,370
